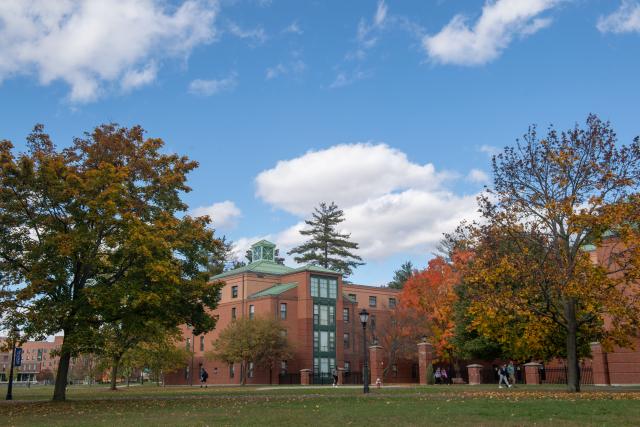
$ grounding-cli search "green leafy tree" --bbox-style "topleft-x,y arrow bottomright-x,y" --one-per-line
0,124 -> 222,400
387,261 -> 415,289
288,202 -> 364,277
207,317 -> 292,385
125,334 -> 191,386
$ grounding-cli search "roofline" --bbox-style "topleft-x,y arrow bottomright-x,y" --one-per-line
343,283 -> 401,292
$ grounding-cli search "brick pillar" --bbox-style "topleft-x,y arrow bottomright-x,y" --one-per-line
590,342 -> 610,386
418,342 -> 435,385
369,345 -> 384,384
524,362 -> 542,385
467,364 -> 483,385
300,369 -> 311,385
337,367 -> 344,385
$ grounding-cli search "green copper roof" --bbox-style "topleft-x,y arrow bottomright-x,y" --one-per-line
212,260 -> 295,279
291,264 -> 340,275
251,239 -> 276,248
581,244 -> 597,252
249,282 -> 298,299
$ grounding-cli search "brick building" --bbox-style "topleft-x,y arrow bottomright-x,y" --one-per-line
0,336 -> 64,383
164,240 -> 413,385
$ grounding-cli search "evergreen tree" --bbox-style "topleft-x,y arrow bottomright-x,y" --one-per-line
387,261 -> 415,289
288,202 -> 364,277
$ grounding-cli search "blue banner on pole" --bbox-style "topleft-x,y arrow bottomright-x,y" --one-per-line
14,347 -> 23,366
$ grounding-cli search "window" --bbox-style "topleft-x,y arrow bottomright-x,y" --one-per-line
348,293 -> 357,301
319,279 -> 328,298
313,358 -> 319,374
320,331 -> 328,352
343,332 -> 350,349
343,308 -> 349,322
249,305 -> 255,319
200,336 -> 205,352
370,314 -> 376,331
328,280 -> 337,299
186,338 -> 191,351
389,297 -> 397,308
319,305 -> 328,325
280,303 -> 287,320
344,361 -> 350,372
329,332 -> 335,351
313,304 -> 319,325
369,296 -> 377,307
248,362 -> 254,378
229,364 -> 235,378
314,331 -> 319,351
231,307 -> 236,320
329,306 -> 335,325
232,285 -> 238,298
280,360 -> 288,375
311,277 -> 319,297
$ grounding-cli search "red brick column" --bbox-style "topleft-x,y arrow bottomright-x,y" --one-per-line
337,368 -> 344,385
524,363 -> 542,385
418,342 -> 435,385
590,342 -> 610,386
369,345 -> 384,384
300,369 -> 311,385
467,364 -> 483,385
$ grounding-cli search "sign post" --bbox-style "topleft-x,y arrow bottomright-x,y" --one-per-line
5,342 -> 20,400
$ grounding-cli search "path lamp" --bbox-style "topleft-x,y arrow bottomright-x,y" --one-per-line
359,309 -> 370,394
187,326 -> 195,386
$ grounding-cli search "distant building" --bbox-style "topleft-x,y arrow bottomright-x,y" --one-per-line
0,336 -> 64,383
164,240 -> 413,385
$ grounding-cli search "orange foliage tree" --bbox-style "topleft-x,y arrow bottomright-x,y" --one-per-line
399,257 -> 460,361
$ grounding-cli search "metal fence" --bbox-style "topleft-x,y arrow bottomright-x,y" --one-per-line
278,373 -> 300,385
343,371 -> 363,385
541,366 -> 593,385
312,373 -> 334,385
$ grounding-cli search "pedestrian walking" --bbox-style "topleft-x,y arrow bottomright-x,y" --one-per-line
332,368 -> 338,387
435,367 -> 442,385
200,367 -> 209,388
441,367 -> 449,385
498,364 -> 511,388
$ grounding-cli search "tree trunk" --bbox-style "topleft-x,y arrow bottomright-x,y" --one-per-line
240,360 -> 246,386
53,350 -> 71,401
110,357 -> 120,391
564,298 -> 581,393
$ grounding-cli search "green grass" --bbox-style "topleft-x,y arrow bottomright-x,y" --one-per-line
1,384 -> 639,426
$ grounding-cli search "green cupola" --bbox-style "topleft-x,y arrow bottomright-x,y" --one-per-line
250,240 -> 276,263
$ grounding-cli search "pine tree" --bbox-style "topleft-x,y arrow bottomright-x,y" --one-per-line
288,202 -> 364,277
387,261 -> 415,289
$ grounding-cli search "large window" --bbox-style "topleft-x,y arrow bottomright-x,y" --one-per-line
311,276 -> 338,299
249,305 -> 255,319
313,357 -> 336,374
343,308 -> 349,322
320,331 -> 328,352
369,296 -> 377,307
280,303 -> 287,320
231,285 -> 238,298
319,305 -> 328,325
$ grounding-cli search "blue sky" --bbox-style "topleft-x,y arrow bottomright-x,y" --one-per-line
1,0 -> 640,284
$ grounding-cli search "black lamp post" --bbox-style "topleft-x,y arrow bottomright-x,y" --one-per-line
359,309 -> 370,394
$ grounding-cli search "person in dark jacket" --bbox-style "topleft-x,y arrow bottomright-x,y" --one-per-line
200,367 -> 209,388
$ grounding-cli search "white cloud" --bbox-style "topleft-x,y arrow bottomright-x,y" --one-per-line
0,0 -> 219,102
188,73 -> 237,96
226,20 -> 267,45
374,0 -> 388,27
283,21 -> 303,35
479,144 -> 500,157
328,70 -> 370,89
192,200 -> 242,229
423,0 -> 559,66
256,143 -> 452,216
597,1 -> 640,34
253,144 -> 481,261
265,60 -> 305,80
467,168 -> 490,184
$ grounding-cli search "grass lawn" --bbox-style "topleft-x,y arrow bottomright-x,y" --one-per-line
1,384 -> 639,426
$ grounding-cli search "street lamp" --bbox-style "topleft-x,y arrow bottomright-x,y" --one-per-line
359,309 -> 370,394
187,326 -> 195,387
